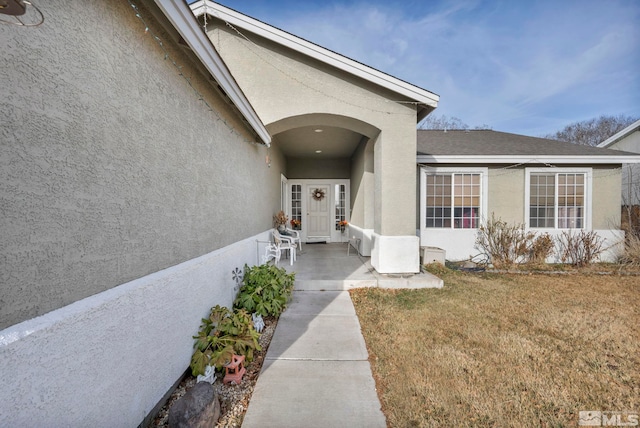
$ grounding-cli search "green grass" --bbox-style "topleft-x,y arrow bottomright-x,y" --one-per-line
350,268 -> 640,427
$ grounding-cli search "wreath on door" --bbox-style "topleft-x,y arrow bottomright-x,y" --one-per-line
311,188 -> 326,201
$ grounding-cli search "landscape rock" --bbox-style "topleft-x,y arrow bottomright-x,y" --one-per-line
168,381 -> 220,428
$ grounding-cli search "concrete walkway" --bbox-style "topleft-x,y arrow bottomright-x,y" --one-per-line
241,290 -> 386,428
283,241 -> 443,290
242,243 -> 441,427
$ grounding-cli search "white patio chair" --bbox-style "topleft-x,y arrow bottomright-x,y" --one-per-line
272,229 -> 297,265
284,227 -> 303,252
261,243 -> 280,265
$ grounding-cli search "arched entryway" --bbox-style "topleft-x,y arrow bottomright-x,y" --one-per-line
269,114 -> 378,249
194,2 -> 439,273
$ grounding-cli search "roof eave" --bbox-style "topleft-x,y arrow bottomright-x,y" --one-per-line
416,155 -> 640,164
597,119 -> 640,148
190,0 -> 439,111
154,0 -> 271,146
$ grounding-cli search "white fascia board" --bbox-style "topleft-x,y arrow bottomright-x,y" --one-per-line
153,0 -> 271,146
597,119 -> 640,148
416,155 -> 640,164
190,0 -> 439,108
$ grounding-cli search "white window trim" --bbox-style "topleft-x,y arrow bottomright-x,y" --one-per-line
524,167 -> 592,230
420,166 -> 489,231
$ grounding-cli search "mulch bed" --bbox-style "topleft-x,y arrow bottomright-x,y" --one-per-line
152,316 -> 278,427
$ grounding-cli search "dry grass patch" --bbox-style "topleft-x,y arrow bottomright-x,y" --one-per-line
350,269 -> 639,427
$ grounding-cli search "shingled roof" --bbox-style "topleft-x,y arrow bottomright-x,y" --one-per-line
417,129 -> 640,164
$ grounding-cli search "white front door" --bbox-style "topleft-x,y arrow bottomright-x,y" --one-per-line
307,184 -> 331,241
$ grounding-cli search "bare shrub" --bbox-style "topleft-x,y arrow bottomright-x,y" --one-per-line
556,230 -> 605,267
526,233 -> 554,265
476,213 -> 533,268
620,233 -> 640,265
620,205 -> 640,265
621,205 -> 640,237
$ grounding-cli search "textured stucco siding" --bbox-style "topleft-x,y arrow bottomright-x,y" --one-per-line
208,23 -> 421,272
602,130 -> 640,204
486,165 -> 622,229
286,157 -> 350,179
0,232 -> 267,426
487,167 -> 526,224
423,228 -> 623,262
1,1 -> 284,425
0,0 -> 282,329
207,24 -> 418,236
606,131 -> 640,153
592,166 -> 622,229
420,165 -> 625,262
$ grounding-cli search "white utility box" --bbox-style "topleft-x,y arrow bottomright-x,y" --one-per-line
421,246 -> 446,265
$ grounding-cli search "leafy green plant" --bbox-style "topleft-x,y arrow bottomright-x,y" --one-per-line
190,305 -> 261,376
234,264 -> 295,317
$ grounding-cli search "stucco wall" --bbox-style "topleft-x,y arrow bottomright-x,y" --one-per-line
485,165 -> 621,228
487,167 -> 526,224
420,164 -> 624,261
621,164 -> 640,205
0,232 -> 268,426
207,21 -> 422,272
424,228 -> 624,262
207,23 -> 418,237
351,137 -> 376,230
350,138 -> 376,255
1,1 -> 286,425
351,140 -> 367,227
606,131 -> 640,153
604,131 -> 640,205
592,166 -> 622,229
0,1 -> 283,329
286,157 -> 350,179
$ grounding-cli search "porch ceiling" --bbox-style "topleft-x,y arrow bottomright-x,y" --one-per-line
273,125 -> 364,159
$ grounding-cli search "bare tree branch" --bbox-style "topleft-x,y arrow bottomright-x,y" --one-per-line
544,114 -> 638,146
419,114 -> 470,130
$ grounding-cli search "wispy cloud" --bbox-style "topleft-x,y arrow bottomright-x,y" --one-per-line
223,0 -> 640,135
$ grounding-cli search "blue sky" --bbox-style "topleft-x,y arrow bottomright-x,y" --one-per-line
212,0 -> 639,137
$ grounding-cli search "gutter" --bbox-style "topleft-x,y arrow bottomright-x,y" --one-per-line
416,154 -> 640,165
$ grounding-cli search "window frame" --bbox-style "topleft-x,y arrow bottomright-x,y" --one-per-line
420,166 -> 488,230
524,167 -> 592,230
290,183 -> 302,229
334,183 -> 347,231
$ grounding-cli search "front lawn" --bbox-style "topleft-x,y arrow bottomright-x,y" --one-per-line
350,268 -> 639,427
